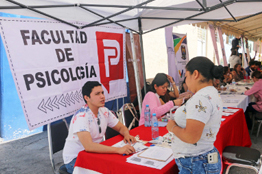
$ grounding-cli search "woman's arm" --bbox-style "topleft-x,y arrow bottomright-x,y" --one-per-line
167,75 -> 179,98
167,119 -> 205,144
245,81 -> 261,95
182,83 -> 188,92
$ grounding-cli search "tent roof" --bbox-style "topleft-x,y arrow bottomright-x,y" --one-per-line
195,12 -> 262,41
0,0 -> 262,35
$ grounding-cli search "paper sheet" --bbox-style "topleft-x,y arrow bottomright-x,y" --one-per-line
223,108 -> 239,113
222,112 -> 232,116
221,118 -> 226,122
137,146 -> 173,162
112,140 -> 148,152
158,121 -> 168,127
126,150 -> 174,170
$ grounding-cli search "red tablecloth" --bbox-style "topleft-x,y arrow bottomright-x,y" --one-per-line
75,108 -> 251,174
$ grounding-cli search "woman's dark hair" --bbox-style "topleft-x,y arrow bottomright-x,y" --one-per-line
151,73 -> 169,93
223,66 -> 229,75
185,56 -> 223,82
231,50 -> 237,56
234,63 -> 241,71
251,71 -> 262,79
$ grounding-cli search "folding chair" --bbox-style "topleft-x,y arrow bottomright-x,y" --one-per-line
47,118 -> 70,174
251,112 -> 262,143
222,146 -> 262,174
101,110 -> 119,140
121,103 -> 140,130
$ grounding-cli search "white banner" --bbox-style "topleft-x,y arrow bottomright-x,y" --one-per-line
165,27 -> 179,84
217,27 -> 227,66
241,37 -> 248,69
165,27 -> 189,86
209,24 -> 220,65
0,18 -> 127,130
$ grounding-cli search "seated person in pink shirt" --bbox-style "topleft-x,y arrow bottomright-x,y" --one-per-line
139,73 -> 183,126
244,71 -> 262,129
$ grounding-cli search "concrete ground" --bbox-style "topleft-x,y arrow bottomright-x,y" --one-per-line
0,127 -> 262,174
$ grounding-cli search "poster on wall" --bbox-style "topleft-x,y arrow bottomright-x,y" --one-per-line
0,17 -> 127,130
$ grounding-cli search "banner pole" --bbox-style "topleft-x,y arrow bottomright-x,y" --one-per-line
130,32 -> 142,115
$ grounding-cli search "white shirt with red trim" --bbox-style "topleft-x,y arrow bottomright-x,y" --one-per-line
63,105 -> 119,164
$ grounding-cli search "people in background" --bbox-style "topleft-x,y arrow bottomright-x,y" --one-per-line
255,61 -> 261,71
229,50 -> 241,70
231,35 -> 241,53
167,56 -> 223,174
232,63 -> 245,82
139,73 -> 183,126
179,77 -> 188,93
245,60 -> 256,77
159,75 -> 180,105
221,66 -> 232,84
244,71 -> 262,129
63,81 -> 136,173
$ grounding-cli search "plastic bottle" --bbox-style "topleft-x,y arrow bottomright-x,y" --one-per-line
151,113 -> 159,140
144,105 -> 150,127
232,78 -> 236,89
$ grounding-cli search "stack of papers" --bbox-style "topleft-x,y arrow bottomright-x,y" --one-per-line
126,146 -> 174,169
223,108 -> 239,113
112,140 -> 148,152
222,112 -> 232,116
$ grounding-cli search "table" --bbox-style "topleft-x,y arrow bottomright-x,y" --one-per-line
74,109 -> 251,174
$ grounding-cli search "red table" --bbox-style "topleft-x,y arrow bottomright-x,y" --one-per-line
75,108 -> 251,174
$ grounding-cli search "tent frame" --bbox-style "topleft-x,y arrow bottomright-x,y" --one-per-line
2,0 -> 262,113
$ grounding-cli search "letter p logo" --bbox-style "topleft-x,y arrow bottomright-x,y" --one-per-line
96,32 -> 124,93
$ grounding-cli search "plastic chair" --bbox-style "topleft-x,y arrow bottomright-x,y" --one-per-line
222,146 -> 262,174
47,119 -> 70,174
121,103 -> 140,130
251,112 -> 262,143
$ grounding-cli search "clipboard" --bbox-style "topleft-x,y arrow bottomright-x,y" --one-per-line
137,146 -> 173,162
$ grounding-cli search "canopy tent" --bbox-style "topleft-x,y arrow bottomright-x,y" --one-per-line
1,0 -> 262,114
195,13 -> 262,41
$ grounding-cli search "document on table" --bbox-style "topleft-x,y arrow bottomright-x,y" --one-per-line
223,99 -> 240,103
138,146 -> 173,162
222,112 -> 232,116
126,148 -> 174,170
221,118 -> 226,122
223,108 -> 239,113
158,121 -> 168,127
112,140 -> 148,152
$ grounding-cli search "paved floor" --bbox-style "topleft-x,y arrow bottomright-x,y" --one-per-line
0,127 -> 262,174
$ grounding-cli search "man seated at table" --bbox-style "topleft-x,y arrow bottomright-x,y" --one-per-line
63,81 -> 136,173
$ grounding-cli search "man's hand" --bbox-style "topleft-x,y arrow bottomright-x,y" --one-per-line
123,134 -> 136,144
117,145 -> 136,155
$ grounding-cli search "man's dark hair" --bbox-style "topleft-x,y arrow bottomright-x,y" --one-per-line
82,81 -> 101,103
249,60 -> 256,67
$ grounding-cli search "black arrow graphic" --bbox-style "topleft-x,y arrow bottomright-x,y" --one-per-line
75,91 -> 80,103
38,99 -> 47,113
58,94 -> 66,107
51,96 -> 59,109
70,92 -> 75,104
65,93 -> 71,106
45,97 -> 53,111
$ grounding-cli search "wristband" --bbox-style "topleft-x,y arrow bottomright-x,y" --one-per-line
172,100 -> 175,106
171,124 -> 177,132
172,82 -> 176,86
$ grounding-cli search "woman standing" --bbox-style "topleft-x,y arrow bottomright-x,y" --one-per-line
139,73 -> 183,126
167,57 -> 223,174
244,71 -> 262,129
232,63 -> 245,82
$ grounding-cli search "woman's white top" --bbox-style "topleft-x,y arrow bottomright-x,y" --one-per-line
171,86 -> 223,158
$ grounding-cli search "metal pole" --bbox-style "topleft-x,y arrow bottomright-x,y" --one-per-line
116,98 -> 119,111
130,32 -> 142,114
138,18 -> 147,97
